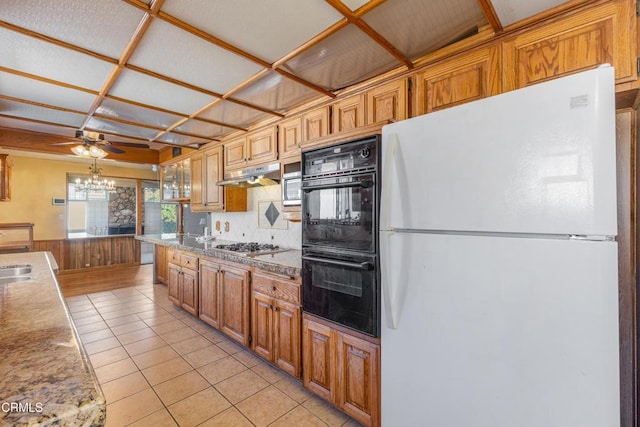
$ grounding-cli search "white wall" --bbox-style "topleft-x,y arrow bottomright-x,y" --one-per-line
208,184 -> 301,249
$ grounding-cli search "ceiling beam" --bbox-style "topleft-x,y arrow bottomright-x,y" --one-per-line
324,0 -> 413,69
79,0 -> 163,131
0,126 -> 159,164
475,0 -> 504,33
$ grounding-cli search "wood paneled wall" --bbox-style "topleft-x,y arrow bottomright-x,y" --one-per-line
34,236 -> 140,272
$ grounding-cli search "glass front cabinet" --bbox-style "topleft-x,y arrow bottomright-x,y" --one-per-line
161,158 -> 191,201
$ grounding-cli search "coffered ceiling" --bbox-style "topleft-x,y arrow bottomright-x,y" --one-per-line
0,0 -> 580,162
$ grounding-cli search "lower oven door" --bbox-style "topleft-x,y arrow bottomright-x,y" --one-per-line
302,249 -> 379,337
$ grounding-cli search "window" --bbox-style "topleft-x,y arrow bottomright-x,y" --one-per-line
141,180 -> 177,235
67,174 -> 138,237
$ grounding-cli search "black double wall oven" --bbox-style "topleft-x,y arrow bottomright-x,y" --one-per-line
301,135 -> 381,337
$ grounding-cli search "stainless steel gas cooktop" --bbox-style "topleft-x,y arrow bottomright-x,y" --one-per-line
214,242 -> 288,256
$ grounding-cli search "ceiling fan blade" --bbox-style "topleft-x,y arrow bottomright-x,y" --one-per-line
50,141 -> 80,146
101,145 -> 125,154
110,141 -> 150,149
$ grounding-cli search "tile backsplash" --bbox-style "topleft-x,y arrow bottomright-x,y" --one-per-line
208,185 -> 301,249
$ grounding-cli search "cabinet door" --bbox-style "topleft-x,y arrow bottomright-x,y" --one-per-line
199,260 -> 221,328
366,78 -> 407,124
302,316 -> 335,402
224,136 -> 247,170
415,45 -> 501,115
332,94 -> 365,133
302,107 -> 330,142
336,333 -> 380,427
279,117 -> 302,159
0,154 -> 10,201
502,0 -> 635,91
181,267 -> 199,316
204,146 -> 224,210
247,127 -> 277,165
251,292 -> 274,361
190,152 -> 204,210
168,263 -> 181,305
219,265 -> 251,346
274,299 -> 301,378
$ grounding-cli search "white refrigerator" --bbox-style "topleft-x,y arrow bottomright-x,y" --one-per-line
380,65 -> 620,427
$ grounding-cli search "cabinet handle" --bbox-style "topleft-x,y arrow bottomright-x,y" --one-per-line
272,305 -> 277,312
270,286 -> 276,291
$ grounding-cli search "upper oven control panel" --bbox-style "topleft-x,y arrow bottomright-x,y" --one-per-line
303,135 -> 379,178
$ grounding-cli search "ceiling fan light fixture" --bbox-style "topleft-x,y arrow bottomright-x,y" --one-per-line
71,144 -> 108,159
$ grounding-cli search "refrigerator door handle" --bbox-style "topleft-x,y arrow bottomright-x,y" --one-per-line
380,132 -> 400,231
381,230 -> 409,329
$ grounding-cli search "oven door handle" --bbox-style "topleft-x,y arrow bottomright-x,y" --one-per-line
302,180 -> 373,192
302,255 -> 373,271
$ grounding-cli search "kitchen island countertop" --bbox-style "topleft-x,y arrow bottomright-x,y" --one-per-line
137,234 -> 301,277
0,251 -> 106,426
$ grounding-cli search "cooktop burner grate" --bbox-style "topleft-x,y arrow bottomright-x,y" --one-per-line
215,242 -> 280,253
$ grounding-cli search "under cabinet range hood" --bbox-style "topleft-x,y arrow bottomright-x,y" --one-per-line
217,163 -> 281,187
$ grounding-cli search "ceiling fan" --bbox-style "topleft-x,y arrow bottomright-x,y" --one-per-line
52,130 -> 149,157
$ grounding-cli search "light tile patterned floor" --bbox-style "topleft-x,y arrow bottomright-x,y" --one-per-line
66,283 -> 362,427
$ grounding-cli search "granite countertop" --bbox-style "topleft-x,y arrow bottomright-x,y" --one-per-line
137,234 -> 302,277
0,252 -> 106,426
67,232 -> 136,240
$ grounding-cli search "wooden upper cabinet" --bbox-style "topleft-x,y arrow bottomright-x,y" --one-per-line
366,78 -> 407,124
247,126 -> 278,165
189,152 -> 204,210
502,0 -> 636,91
204,146 -> 223,210
279,117 -> 302,159
415,45 -> 501,115
223,136 -> 248,170
333,94 -> 366,133
224,127 -> 278,170
302,106 -> 330,142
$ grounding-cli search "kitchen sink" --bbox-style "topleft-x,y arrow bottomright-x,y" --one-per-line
0,264 -> 32,278
0,276 -> 32,285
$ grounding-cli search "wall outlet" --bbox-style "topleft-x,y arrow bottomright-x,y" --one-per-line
224,221 -> 230,232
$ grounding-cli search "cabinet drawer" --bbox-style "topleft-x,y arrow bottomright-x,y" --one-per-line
252,273 -> 300,305
168,249 -> 180,264
181,254 -> 198,269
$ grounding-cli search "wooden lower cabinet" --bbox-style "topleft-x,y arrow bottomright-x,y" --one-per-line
302,314 -> 380,427
154,244 -> 168,284
167,251 -> 198,316
219,264 -> 251,346
199,259 -> 221,329
251,271 -> 302,377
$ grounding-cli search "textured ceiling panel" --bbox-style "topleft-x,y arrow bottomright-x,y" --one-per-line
155,132 -> 211,146
85,117 -> 161,140
109,69 -> 215,115
232,71 -> 321,113
0,98 -> 85,127
173,119 -> 231,139
492,0 -> 572,27
161,0 -> 343,63
0,0 -> 145,58
96,98 -> 184,129
0,116 -> 76,137
197,100 -> 272,128
341,0 -> 370,12
283,24 -> 399,91
129,19 -> 263,94
0,72 -> 96,112
363,0 -> 487,60
0,28 -> 114,91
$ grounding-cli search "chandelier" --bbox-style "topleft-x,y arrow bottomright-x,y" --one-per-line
75,160 -> 116,193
